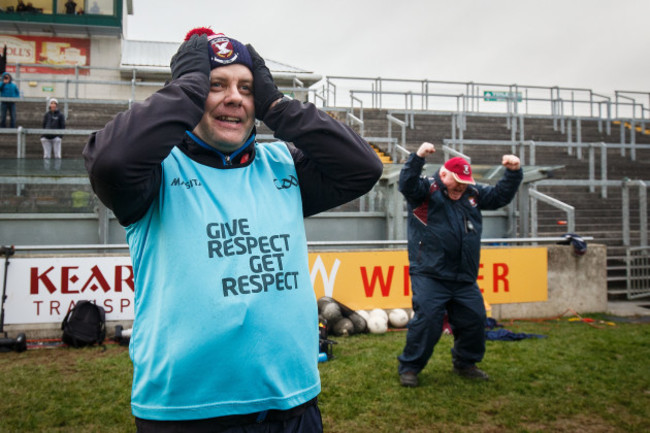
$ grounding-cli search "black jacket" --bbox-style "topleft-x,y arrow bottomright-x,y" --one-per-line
83,72 -> 383,226
42,109 -> 66,139
400,153 -> 523,282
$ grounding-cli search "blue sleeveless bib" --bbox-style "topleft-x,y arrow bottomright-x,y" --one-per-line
126,142 -> 320,420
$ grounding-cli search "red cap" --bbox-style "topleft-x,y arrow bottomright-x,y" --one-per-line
444,157 -> 475,185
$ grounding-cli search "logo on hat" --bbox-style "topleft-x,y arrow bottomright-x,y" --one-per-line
209,36 -> 239,65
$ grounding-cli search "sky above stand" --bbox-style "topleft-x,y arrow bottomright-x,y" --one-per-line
126,0 -> 650,95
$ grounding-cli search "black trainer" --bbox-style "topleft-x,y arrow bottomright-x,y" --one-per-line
453,365 -> 489,381
399,371 -> 419,387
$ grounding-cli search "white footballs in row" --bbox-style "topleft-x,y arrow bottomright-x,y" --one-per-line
356,308 -> 411,334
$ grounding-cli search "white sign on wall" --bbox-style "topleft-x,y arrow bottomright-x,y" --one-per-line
1,256 -> 135,324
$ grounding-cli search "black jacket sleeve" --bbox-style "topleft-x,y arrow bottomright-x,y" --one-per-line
83,72 -> 208,225
264,99 -> 383,217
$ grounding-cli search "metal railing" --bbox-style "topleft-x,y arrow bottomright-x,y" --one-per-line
3,62 -> 312,112
446,136 -> 650,183
341,108 -> 647,178
320,76 -> 648,123
626,246 -> 650,299
441,145 -> 471,163
0,126 -> 277,158
534,178 -> 649,249
0,128 -> 95,158
528,188 -> 575,235
4,65 -> 649,170
386,114 -> 408,161
3,138 -> 644,249
622,180 -> 648,248
5,236 -> 595,255
5,63 -> 649,127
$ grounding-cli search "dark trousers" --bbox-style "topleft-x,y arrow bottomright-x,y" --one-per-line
398,274 -> 486,375
135,401 -> 323,433
1,102 -> 16,128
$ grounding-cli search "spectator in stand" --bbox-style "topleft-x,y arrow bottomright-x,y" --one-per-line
0,45 -> 6,75
16,0 -> 26,12
64,0 -> 76,14
41,98 -> 65,162
0,72 -> 20,128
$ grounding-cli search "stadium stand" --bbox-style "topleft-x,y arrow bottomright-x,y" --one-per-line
336,107 -> 650,298
0,8 -> 648,301
2,94 -> 648,299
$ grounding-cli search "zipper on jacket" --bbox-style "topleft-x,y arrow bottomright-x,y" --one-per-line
225,155 -> 232,166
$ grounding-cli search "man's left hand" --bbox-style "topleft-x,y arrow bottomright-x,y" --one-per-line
246,44 -> 284,121
502,154 -> 521,171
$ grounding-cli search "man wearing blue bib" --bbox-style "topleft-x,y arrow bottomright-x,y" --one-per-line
83,27 -> 383,432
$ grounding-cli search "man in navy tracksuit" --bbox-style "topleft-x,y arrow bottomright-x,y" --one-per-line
83,28 -> 382,432
397,142 -> 522,387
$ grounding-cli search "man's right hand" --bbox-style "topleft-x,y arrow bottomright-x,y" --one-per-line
416,142 -> 436,158
170,34 -> 211,80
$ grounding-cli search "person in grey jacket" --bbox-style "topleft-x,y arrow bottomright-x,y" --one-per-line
40,98 -> 65,159
397,142 -> 522,387
84,27 -> 382,433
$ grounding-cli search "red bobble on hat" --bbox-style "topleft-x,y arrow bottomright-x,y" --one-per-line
184,27 -> 216,41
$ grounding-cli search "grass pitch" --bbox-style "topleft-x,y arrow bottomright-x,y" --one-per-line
1,314 -> 649,432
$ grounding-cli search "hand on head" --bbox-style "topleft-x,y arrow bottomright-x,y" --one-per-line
171,28 -> 284,122
245,44 -> 284,121
171,27 -> 254,82
170,33 -> 211,80
416,142 -> 436,158
501,154 -> 521,171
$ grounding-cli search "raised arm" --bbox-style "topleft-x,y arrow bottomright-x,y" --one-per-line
478,154 -> 523,210
399,142 -> 436,205
83,34 -> 211,225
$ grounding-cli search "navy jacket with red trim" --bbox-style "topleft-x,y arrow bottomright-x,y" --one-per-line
399,152 -> 523,282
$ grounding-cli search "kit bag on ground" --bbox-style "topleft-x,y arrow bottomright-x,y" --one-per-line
61,301 -> 106,348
